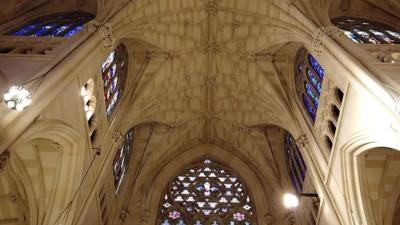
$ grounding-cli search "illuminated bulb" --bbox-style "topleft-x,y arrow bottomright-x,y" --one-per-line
9,86 -> 19,95
3,93 -> 12,101
16,104 -> 24,111
3,85 -> 32,111
283,193 -> 299,208
83,95 -> 90,103
7,101 -> 15,108
80,87 -> 87,96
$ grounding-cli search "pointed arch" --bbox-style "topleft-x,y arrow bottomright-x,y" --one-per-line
146,145 -> 269,225
8,120 -> 86,225
157,158 -> 256,225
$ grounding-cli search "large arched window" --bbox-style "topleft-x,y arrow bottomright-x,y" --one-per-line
8,11 -> 93,37
284,132 -> 307,193
157,159 -> 256,225
295,47 -> 325,122
113,129 -> 134,194
332,17 -> 400,44
101,44 -> 128,117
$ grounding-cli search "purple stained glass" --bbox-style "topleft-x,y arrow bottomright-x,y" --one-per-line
112,129 -> 134,193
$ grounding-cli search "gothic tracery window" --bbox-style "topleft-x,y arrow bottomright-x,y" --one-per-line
101,44 -> 128,117
284,132 -> 307,193
8,11 -> 93,37
112,129 -> 134,194
295,48 -> 325,122
332,17 -> 400,44
157,159 -> 256,225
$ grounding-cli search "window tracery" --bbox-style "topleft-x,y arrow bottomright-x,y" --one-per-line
113,129 -> 134,194
295,48 -> 325,122
8,11 -> 93,37
101,44 -> 128,117
284,132 -> 307,193
332,17 -> 400,44
157,159 -> 256,225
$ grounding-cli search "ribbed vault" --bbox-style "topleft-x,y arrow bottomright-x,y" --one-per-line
115,0 -> 313,153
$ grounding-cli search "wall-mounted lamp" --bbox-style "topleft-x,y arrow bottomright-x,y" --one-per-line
283,192 -> 319,209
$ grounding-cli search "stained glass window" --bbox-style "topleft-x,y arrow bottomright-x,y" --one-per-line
113,129 -> 134,194
295,48 -> 325,122
332,17 -> 400,44
157,159 -> 256,225
284,132 -> 307,193
101,44 -> 128,117
8,11 -> 93,37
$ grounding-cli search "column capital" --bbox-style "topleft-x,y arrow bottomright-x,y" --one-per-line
312,26 -> 342,55
112,130 -> 124,143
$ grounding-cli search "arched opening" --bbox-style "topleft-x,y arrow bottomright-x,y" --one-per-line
156,158 -> 255,225
101,44 -> 129,117
358,147 -> 400,225
283,131 -> 320,224
294,47 -> 326,123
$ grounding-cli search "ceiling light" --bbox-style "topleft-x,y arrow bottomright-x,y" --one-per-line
3,86 -> 32,111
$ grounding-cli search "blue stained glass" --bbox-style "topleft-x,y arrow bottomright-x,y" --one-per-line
306,68 -> 321,94
63,24 -> 83,37
305,83 -> 319,108
302,94 -> 316,121
308,54 -> 324,78
51,23 -> 72,36
342,30 -> 363,43
12,22 -> 42,36
33,22 -> 58,36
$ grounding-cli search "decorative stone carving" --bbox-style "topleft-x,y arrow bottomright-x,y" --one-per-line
284,212 -> 295,225
206,0 -> 218,15
165,50 -> 176,61
295,135 -> 308,149
99,23 -> 115,52
203,40 -> 220,55
141,209 -> 149,225
81,20 -> 102,34
365,45 -> 400,64
312,26 -> 342,55
0,150 -> 10,170
112,130 -> 123,143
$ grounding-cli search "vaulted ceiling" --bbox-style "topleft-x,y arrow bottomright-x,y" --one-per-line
110,0 -> 315,221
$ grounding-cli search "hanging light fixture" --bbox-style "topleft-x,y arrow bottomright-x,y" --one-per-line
3,85 -> 32,111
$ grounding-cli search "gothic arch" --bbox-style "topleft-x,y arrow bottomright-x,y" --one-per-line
341,131 -> 400,225
146,145 -> 271,225
8,119 -> 86,225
